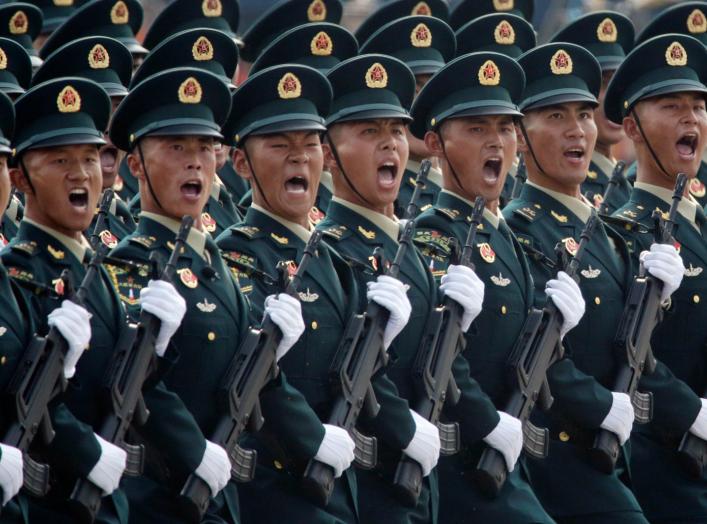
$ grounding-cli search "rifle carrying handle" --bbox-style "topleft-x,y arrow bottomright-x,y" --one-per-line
301,460 -> 336,507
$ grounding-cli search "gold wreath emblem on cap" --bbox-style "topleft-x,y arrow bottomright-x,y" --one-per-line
478,60 -> 500,86
493,0 -> 513,12
57,85 -> 81,113
687,9 -> 707,34
596,17 -> 617,43
550,49 -> 573,75
666,41 -> 688,66
366,62 -> 388,88
202,0 -> 222,17
9,11 -> 27,35
53,0 -> 73,7
494,20 -> 515,45
411,2 -> 431,15
0,49 -> 6,71
110,1 -> 128,24
307,0 -> 326,21
178,77 -> 203,104
410,23 -> 432,48
278,73 -> 302,99
310,31 -> 333,56
88,44 -> 110,69
192,36 -> 214,61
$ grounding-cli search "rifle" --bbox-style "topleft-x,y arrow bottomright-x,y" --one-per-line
178,229 -> 324,523
89,189 -> 115,248
509,155 -> 527,202
474,213 -> 600,498
391,196 -> 486,507
588,173 -> 686,474
67,215 -> 193,523
300,160 -> 431,507
2,226 -> 111,501
597,161 -> 626,216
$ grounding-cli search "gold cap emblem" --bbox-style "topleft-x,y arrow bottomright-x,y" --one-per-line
478,60 -> 500,86
57,85 -> 81,113
307,0 -> 326,21
550,49 -> 573,75
88,44 -> 110,69
0,48 -> 7,71
53,0 -> 73,7
192,36 -> 214,61
410,23 -> 432,48
9,11 -> 27,35
688,9 -> 707,34
110,1 -> 128,24
365,62 -> 388,88
277,72 -> 302,99
596,17 -> 617,43
411,2 -> 431,16
493,0 -> 513,12
178,77 -> 203,104
310,31 -> 333,56
666,41 -> 687,66
494,20 -> 515,45
202,0 -> 222,17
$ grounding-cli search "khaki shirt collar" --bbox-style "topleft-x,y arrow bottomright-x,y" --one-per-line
140,211 -> 208,259
527,181 -> 593,223
25,217 -> 89,262
634,181 -> 698,227
251,203 -> 312,243
5,196 -> 20,225
332,196 -> 400,241
407,158 -> 443,188
591,151 -> 616,176
210,175 -> 223,200
440,189 -> 503,229
319,170 -> 334,193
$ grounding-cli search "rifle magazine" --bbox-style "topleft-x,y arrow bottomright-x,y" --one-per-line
632,391 -> 653,424
352,428 -> 377,469
123,443 -> 144,476
230,445 -> 257,483
437,422 -> 460,456
23,454 -> 50,497
522,422 -> 548,459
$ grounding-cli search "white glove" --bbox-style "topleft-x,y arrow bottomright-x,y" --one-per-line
0,444 -> 22,505
314,424 -> 355,478
194,440 -> 231,497
366,275 -> 412,349
600,392 -> 635,445
689,398 -> 707,440
482,411 -> 523,472
439,264 -> 484,332
545,271 -> 585,339
264,293 -> 305,362
87,434 -> 127,496
641,243 -> 684,302
402,410 -> 441,476
139,279 -> 187,357
47,300 -> 92,379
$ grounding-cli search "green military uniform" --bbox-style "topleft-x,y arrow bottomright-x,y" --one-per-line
0,3 -> 43,70
353,0 -> 449,47
218,157 -> 249,209
410,51 -> 553,523
604,32 -> 707,523
504,43 -> 649,523
582,152 -> 633,213
626,158 -> 707,207
1,196 -> 23,246
449,0 -> 534,30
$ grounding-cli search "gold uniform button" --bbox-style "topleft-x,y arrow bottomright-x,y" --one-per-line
273,460 -> 283,470
694,294 -> 701,304
0,356 -> 6,365
559,431 -> 570,442
501,306 -> 507,315
207,331 -> 216,341
594,296 -> 601,305
311,321 -> 318,330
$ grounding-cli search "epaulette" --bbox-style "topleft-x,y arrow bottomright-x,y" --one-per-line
128,235 -> 156,249
321,225 -> 350,241
10,240 -> 38,256
615,203 -> 652,223
230,225 -> 262,239
6,266 -> 35,283
602,214 -> 651,234
513,204 -> 543,222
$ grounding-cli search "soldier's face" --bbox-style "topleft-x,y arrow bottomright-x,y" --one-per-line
13,144 -> 102,237
100,97 -> 126,189
0,155 -> 9,214
129,136 -> 215,225
596,70 -> 624,149
235,131 -> 323,226
326,119 -> 409,215
425,115 -> 517,205
520,102 -> 597,193
214,143 -> 230,171
625,92 -> 707,181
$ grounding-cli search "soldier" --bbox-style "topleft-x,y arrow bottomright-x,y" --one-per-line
449,0 -> 534,31
605,33 -> 707,524
32,35 -> 136,242
216,62 -> 416,523
129,27 -> 242,237
411,51 -> 557,524
28,0 -> 76,50
317,53 -> 443,523
503,41 -> 683,524
550,12 -> 635,214
359,16 -> 456,218
0,2 -> 44,70
108,66 -> 310,524
454,12 -> 536,207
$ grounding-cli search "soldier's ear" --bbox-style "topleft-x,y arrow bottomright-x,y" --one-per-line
515,124 -> 529,153
232,147 -> 252,181
126,151 -> 144,180
321,141 -> 338,173
9,166 -> 29,195
423,130 -> 443,157
623,114 -> 643,144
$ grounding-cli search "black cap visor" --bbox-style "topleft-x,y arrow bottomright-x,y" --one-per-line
522,90 -> 598,112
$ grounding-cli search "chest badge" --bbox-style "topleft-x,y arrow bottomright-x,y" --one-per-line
309,206 -> 325,225
685,263 -> 703,277
47,244 -> 65,260
201,212 -> 217,233
177,268 -> 199,289
0,233 -> 5,247
581,265 -> 601,279
479,242 -> 496,263
100,230 -> 118,248
562,237 -> 579,256
689,178 -> 706,198
196,298 -> 216,312
592,194 -> 604,209
490,273 -> 510,287
298,288 -> 320,302
52,277 -> 65,295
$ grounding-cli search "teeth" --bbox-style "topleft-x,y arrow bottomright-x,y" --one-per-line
70,188 -> 87,195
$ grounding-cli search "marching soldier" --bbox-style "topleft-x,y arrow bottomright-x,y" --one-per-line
411,51 -> 556,524
550,12 -> 635,214
0,2 -> 44,70
318,53 -> 443,523
605,33 -> 707,524
359,16 -> 456,218
29,0 -> 76,50
449,0 -> 534,31
503,41 -> 685,524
